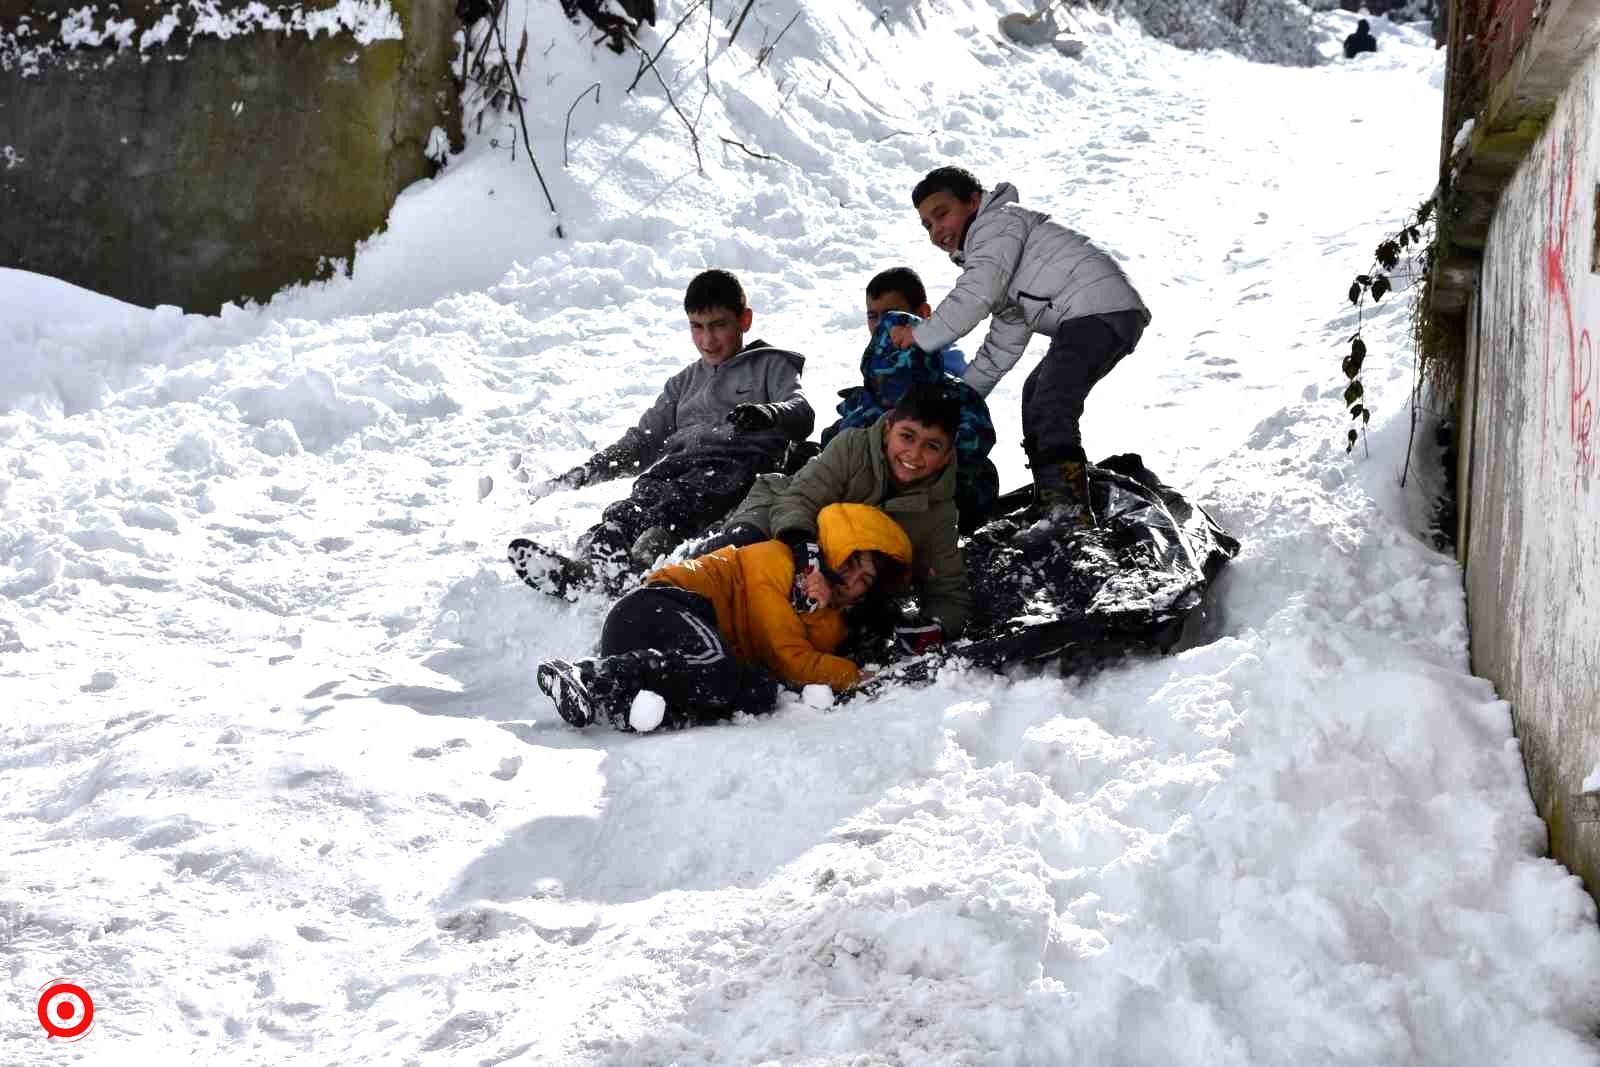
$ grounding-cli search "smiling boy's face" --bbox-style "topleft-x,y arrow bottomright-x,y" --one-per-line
916,190 -> 983,255
687,305 -> 753,365
865,291 -> 933,334
881,415 -> 955,487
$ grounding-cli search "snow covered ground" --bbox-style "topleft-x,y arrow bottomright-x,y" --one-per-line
5,2 -> 1600,1063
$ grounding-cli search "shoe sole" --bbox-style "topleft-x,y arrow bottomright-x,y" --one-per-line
508,538 -> 579,601
536,659 -> 594,727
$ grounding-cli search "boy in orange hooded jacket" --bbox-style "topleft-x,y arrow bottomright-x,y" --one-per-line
536,503 -> 912,732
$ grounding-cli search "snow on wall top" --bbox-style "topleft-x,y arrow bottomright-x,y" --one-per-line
0,0 -> 403,77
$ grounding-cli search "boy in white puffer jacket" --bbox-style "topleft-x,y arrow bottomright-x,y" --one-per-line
889,166 -> 1150,528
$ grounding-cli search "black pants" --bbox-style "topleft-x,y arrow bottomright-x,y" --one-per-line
594,444 -> 784,556
1022,310 -> 1145,464
597,585 -> 781,726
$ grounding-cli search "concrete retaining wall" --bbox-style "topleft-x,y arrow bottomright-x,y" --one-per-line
0,0 -> 461,313
1468,40 -> 1600,896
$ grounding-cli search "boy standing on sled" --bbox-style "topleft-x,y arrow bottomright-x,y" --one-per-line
890,166 -> 1150,528
536,503 -> 912,732
512,269 -> 814,597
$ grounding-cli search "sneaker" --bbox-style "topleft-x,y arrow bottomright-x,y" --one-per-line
508,538 -> 590,600
536,658 -> 598,727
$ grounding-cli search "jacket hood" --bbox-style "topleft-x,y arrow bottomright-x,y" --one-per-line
727,338 -> 805,373
953,183 -> 1020,264
816,502 -> 913,573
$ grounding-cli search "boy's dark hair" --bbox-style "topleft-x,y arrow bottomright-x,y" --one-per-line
684,269 -> 747,315
911,166 -> 984,209
886,382 -> 961,442
866,267 -> 927,310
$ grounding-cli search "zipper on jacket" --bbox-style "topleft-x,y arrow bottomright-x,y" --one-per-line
1017,290 -> 1054,308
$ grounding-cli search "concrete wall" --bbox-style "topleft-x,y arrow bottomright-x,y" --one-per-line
0,0 -> 461,313
1469,42 -> 1600,895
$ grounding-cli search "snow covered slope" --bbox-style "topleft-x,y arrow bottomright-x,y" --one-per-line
4,2 -> 1598,1063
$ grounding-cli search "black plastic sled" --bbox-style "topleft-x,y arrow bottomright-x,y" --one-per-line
847,453 -> 1240,695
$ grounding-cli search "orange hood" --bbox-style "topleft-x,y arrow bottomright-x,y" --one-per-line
816,503 -> 913,573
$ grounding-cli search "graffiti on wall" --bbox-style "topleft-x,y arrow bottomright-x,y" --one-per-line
1540,136 -> 1596,492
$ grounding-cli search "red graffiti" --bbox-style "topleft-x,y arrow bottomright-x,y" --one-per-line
1540,141 -> 1596,490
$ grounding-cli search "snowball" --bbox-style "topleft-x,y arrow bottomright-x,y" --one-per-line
801,684 -> 834,710
169,430 -> 217,470
629,690 -> 667,733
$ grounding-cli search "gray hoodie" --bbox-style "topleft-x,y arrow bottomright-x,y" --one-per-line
910,183 -> 1149,397
587,338 -> 814,476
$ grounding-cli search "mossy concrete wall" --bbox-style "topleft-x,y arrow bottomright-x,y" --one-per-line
0,0 -> 461,313
1466,39 -> 1600,902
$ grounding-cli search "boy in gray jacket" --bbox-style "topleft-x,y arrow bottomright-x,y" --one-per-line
889,166 -> 1150,528
511,269 -> 814,598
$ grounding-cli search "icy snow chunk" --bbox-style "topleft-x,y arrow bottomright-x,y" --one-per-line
169,430 -> 217,470
1584,766 -> 1600,794
629,690 -> 667,732
425,126 -> 451,163
252,419 -> 304,457
228,369 -> 392,453
82,671 -> 117,692
121,503 -> 178,531
802,684 -> 834,709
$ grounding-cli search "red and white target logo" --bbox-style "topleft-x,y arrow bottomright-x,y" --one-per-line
35,978 -> 94,1041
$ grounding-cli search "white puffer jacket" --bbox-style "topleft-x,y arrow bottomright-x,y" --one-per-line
910,183 -> 1149,397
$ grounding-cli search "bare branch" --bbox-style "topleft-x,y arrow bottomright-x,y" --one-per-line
564,82 -> 602,167
726,0 -> 757,48
756,10 -> 800,67
628,30 -> 705,173
490,9 -> 564,236
628,0 -> 709,93
719,135 -> 788,164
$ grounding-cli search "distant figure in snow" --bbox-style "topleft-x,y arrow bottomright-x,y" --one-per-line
535,503 -> 911,732
1344,19 -> 1378,59
892,166 -> 1149,529
512,269 -> 814,598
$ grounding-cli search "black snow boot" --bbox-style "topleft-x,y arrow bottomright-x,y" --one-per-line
536,657 -> 603,727
509,538 -> 593,600
582,522 -> 637,596
538,651 -> 671,731
1030,455 -> 1095,529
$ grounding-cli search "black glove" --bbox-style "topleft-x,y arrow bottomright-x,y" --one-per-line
783,533 -> 823,613
894,620 -> 945,657
531,464 -> 589,500
727,403 -> 778,433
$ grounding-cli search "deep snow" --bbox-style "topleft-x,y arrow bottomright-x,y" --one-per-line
3,1 -> 1599,1064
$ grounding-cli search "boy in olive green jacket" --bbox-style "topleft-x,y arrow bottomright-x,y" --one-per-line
716,382 -> 970,653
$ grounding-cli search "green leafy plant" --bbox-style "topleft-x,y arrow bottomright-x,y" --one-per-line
1342,196 -> 1436,454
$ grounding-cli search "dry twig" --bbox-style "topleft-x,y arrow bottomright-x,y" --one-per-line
628,0 -> 709,93
726,0 -> 757,47
564,82 -> 602,167
490,9 -> 564,235
628,30 -> 706,173
719,135 -> 787,164
756,11 -> 800,67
